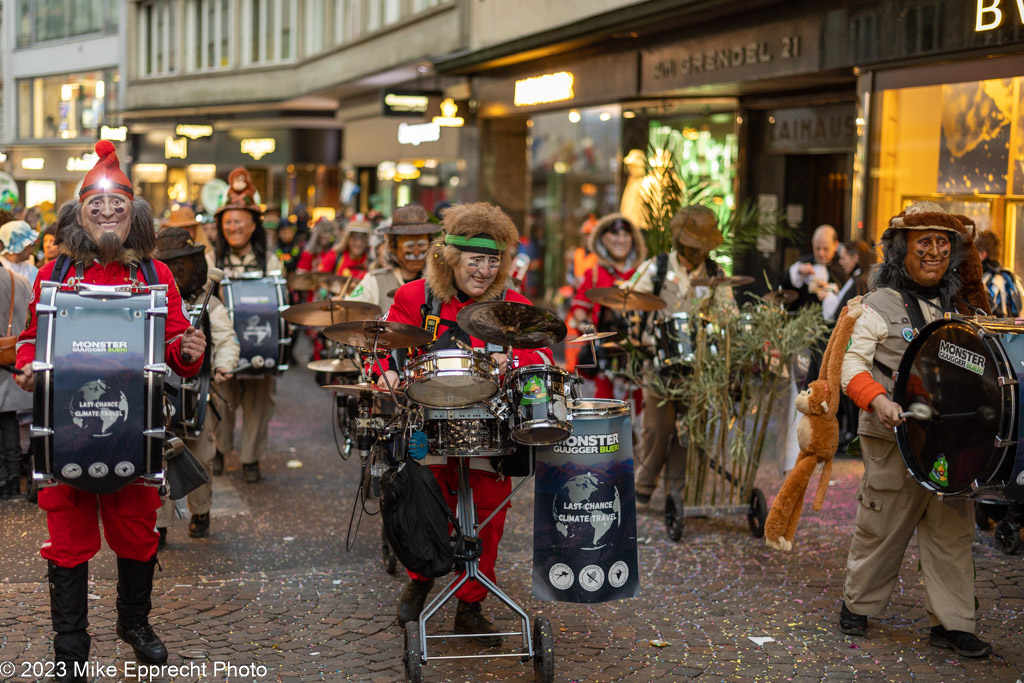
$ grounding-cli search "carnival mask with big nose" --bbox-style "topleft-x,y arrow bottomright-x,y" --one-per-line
904,229 -> 950,287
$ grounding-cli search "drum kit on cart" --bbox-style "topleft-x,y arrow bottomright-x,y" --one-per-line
284,294 -> 629,681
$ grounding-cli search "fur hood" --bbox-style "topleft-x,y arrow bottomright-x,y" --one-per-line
57,198 -> 156,266
425,202 -> 520,303
589,213 -> 647,272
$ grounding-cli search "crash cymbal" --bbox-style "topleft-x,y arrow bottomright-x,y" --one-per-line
568,330 -> 618,344
587,287 -> 667,312
324,382 -> 403,398
286,272 -> 347,291
456,301 -> 567,349
307,357 -> 361,373
323,320 -> 432,349
385,288 -> 399,300
763,289 -> 798,306
689,275 -> 756,288
282,299 -> 382,327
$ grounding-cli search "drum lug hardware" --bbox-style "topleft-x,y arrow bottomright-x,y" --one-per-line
144,427 -> 167,439
998,376 -> 1018,387
145,363 -> 169,375
30,426 -> 53,438
994,436 -> 1016,447
32,361 -> 53,372
32,472 -> 57,488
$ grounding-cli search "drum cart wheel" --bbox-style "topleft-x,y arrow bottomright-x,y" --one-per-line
404,621 -> 422,683
994,517 -> 1023,555
747,488 -> 767,538
665,492 -> 684,542
532,616 -> 555,682
382,526 -> 398,574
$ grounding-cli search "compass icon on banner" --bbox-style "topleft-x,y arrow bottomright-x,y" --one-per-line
579,564 -> 605,592
549,563 -> 574,590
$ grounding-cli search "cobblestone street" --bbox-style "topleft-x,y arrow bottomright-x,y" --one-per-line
1,368 -> 1023,682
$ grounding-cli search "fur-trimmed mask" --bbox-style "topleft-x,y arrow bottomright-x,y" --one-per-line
58,197 -> 157,266
425,202 -> 520,302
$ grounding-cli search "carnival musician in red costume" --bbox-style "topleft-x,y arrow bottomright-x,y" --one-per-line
568,212 -> 646,399
377,202 -> 552,646
15,140 -> 206,679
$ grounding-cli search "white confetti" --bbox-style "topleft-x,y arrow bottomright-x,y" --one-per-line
286,459 -> 303,468
283,536 -> 296,542
748,636 -> 775,646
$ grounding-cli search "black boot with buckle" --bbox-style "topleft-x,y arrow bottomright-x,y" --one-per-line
115,556 -> 168,665
397,578 -> 433,626
454,599 -> 502,647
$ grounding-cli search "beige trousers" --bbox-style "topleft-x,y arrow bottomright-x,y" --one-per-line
156,413 -> 219,527
843,436 -> 976,632
635,389 -> 687,497
214,375 -> 276,465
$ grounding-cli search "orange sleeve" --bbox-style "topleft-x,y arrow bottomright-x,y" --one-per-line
846,371 -> 886,412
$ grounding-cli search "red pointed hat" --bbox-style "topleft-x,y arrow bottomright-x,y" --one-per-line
80,140 -> 133,201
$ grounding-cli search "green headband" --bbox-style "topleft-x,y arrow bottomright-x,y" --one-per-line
444,233 -> 505,255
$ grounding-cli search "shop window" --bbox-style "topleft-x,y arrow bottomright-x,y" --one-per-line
138,0 -> 176,77
16,69 -> 116,141
870,76 -> 1024,274
185,0 -> 231,71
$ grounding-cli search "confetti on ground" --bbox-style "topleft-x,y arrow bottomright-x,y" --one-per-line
749,636 -> 775,646
649,639 -> 669,647
286,459 -> 303,468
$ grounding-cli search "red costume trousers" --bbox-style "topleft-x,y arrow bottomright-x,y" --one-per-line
407,463 -> 511,603
38,482 -> 161,568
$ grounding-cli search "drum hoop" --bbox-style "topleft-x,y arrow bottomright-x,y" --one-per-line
894,317 -> 1017,495
512,363 -> 568,377
407,382 -> 498,408
568,398 -> 630,417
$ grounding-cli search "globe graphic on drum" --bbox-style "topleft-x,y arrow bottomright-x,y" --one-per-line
551,472 -> 622,550
69,380 -> 129,437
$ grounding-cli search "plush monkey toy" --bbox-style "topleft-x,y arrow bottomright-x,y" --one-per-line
765,297 -> 863,551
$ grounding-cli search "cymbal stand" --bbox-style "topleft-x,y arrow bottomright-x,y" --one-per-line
572,324 -> 599,397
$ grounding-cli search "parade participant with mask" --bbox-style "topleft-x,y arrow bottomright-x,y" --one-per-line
154,228 -> 239,544
839,201 -> 992,657
377,203 -> 552,647
345,203 -> 436,312
15,141 -> 207,677
212,182 -> 282,483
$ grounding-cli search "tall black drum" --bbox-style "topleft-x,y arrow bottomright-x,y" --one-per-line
894,317 -> 1024,501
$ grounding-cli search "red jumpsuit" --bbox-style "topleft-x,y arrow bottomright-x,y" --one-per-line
17,259 -> 203,567
569,262 -> 641,404
320,250 -> 368,280
382,279 -> 551,602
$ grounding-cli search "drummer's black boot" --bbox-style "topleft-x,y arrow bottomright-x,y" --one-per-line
454,599 -> 502,647
397,578 -> 433,625
48,560 -> 90,682
115,556 -> 168,664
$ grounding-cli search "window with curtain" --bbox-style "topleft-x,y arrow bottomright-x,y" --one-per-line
17,69 -> 117,141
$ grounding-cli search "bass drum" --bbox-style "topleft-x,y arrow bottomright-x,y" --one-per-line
894,317 -> 1024,501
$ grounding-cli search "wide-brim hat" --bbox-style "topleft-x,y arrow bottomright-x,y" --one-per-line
380,203 -> 438,235
673,206 -> 723,252
890,200 -> 974,237
155,227 -> 207,260
623,149 -> 647,166
0,220 -> 39,255
164,206 -> 199,228
215,199 -> 261,219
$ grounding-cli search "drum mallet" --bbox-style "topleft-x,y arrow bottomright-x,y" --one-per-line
182,267 -> 225,363
226,356 -> 265,376
0,363 -> 22,376
899,402 -> 934,421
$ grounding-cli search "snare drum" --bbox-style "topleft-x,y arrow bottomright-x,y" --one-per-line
422,405 -> 512,457
653,312 -> 695,369
508,364 -> 572,445
405,349 -> 498,408
895,317 -> 1024,501
220,272 -> 291,376
31,282 -> 167,494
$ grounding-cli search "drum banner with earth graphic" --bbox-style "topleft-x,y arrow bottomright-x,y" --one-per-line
51,299 -> 147,495
533,411 -> 640,602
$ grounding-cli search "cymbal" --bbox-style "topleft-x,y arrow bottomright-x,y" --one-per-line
763,289 -> 798,306
307,358 -> 361,373
282,299 -> 382,327
324,383 -> 403,398
323,320 -> 432,349
690,275 -> 756,288
385,288 -> 399,300
568,330 -> 618,344
587,287 -> 667,312
287,272 -> 346,291
456,301 -> 567,349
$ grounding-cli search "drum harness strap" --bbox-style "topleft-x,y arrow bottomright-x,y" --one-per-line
420,283 -> 508,354
872,289 -> 945,381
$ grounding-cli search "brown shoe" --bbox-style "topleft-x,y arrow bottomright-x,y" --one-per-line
397,579 -> 433,625
454,599 -> 502,647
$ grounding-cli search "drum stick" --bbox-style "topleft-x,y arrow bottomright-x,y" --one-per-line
0,363 -> 22,376
336,275 -> 354,300
182,268 -> 225,363
226,356 -> 265,376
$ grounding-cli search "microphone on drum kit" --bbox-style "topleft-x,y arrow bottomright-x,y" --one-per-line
182,267 -> 225,363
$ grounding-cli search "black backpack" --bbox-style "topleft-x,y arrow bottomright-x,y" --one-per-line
380,460 -> 462,578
